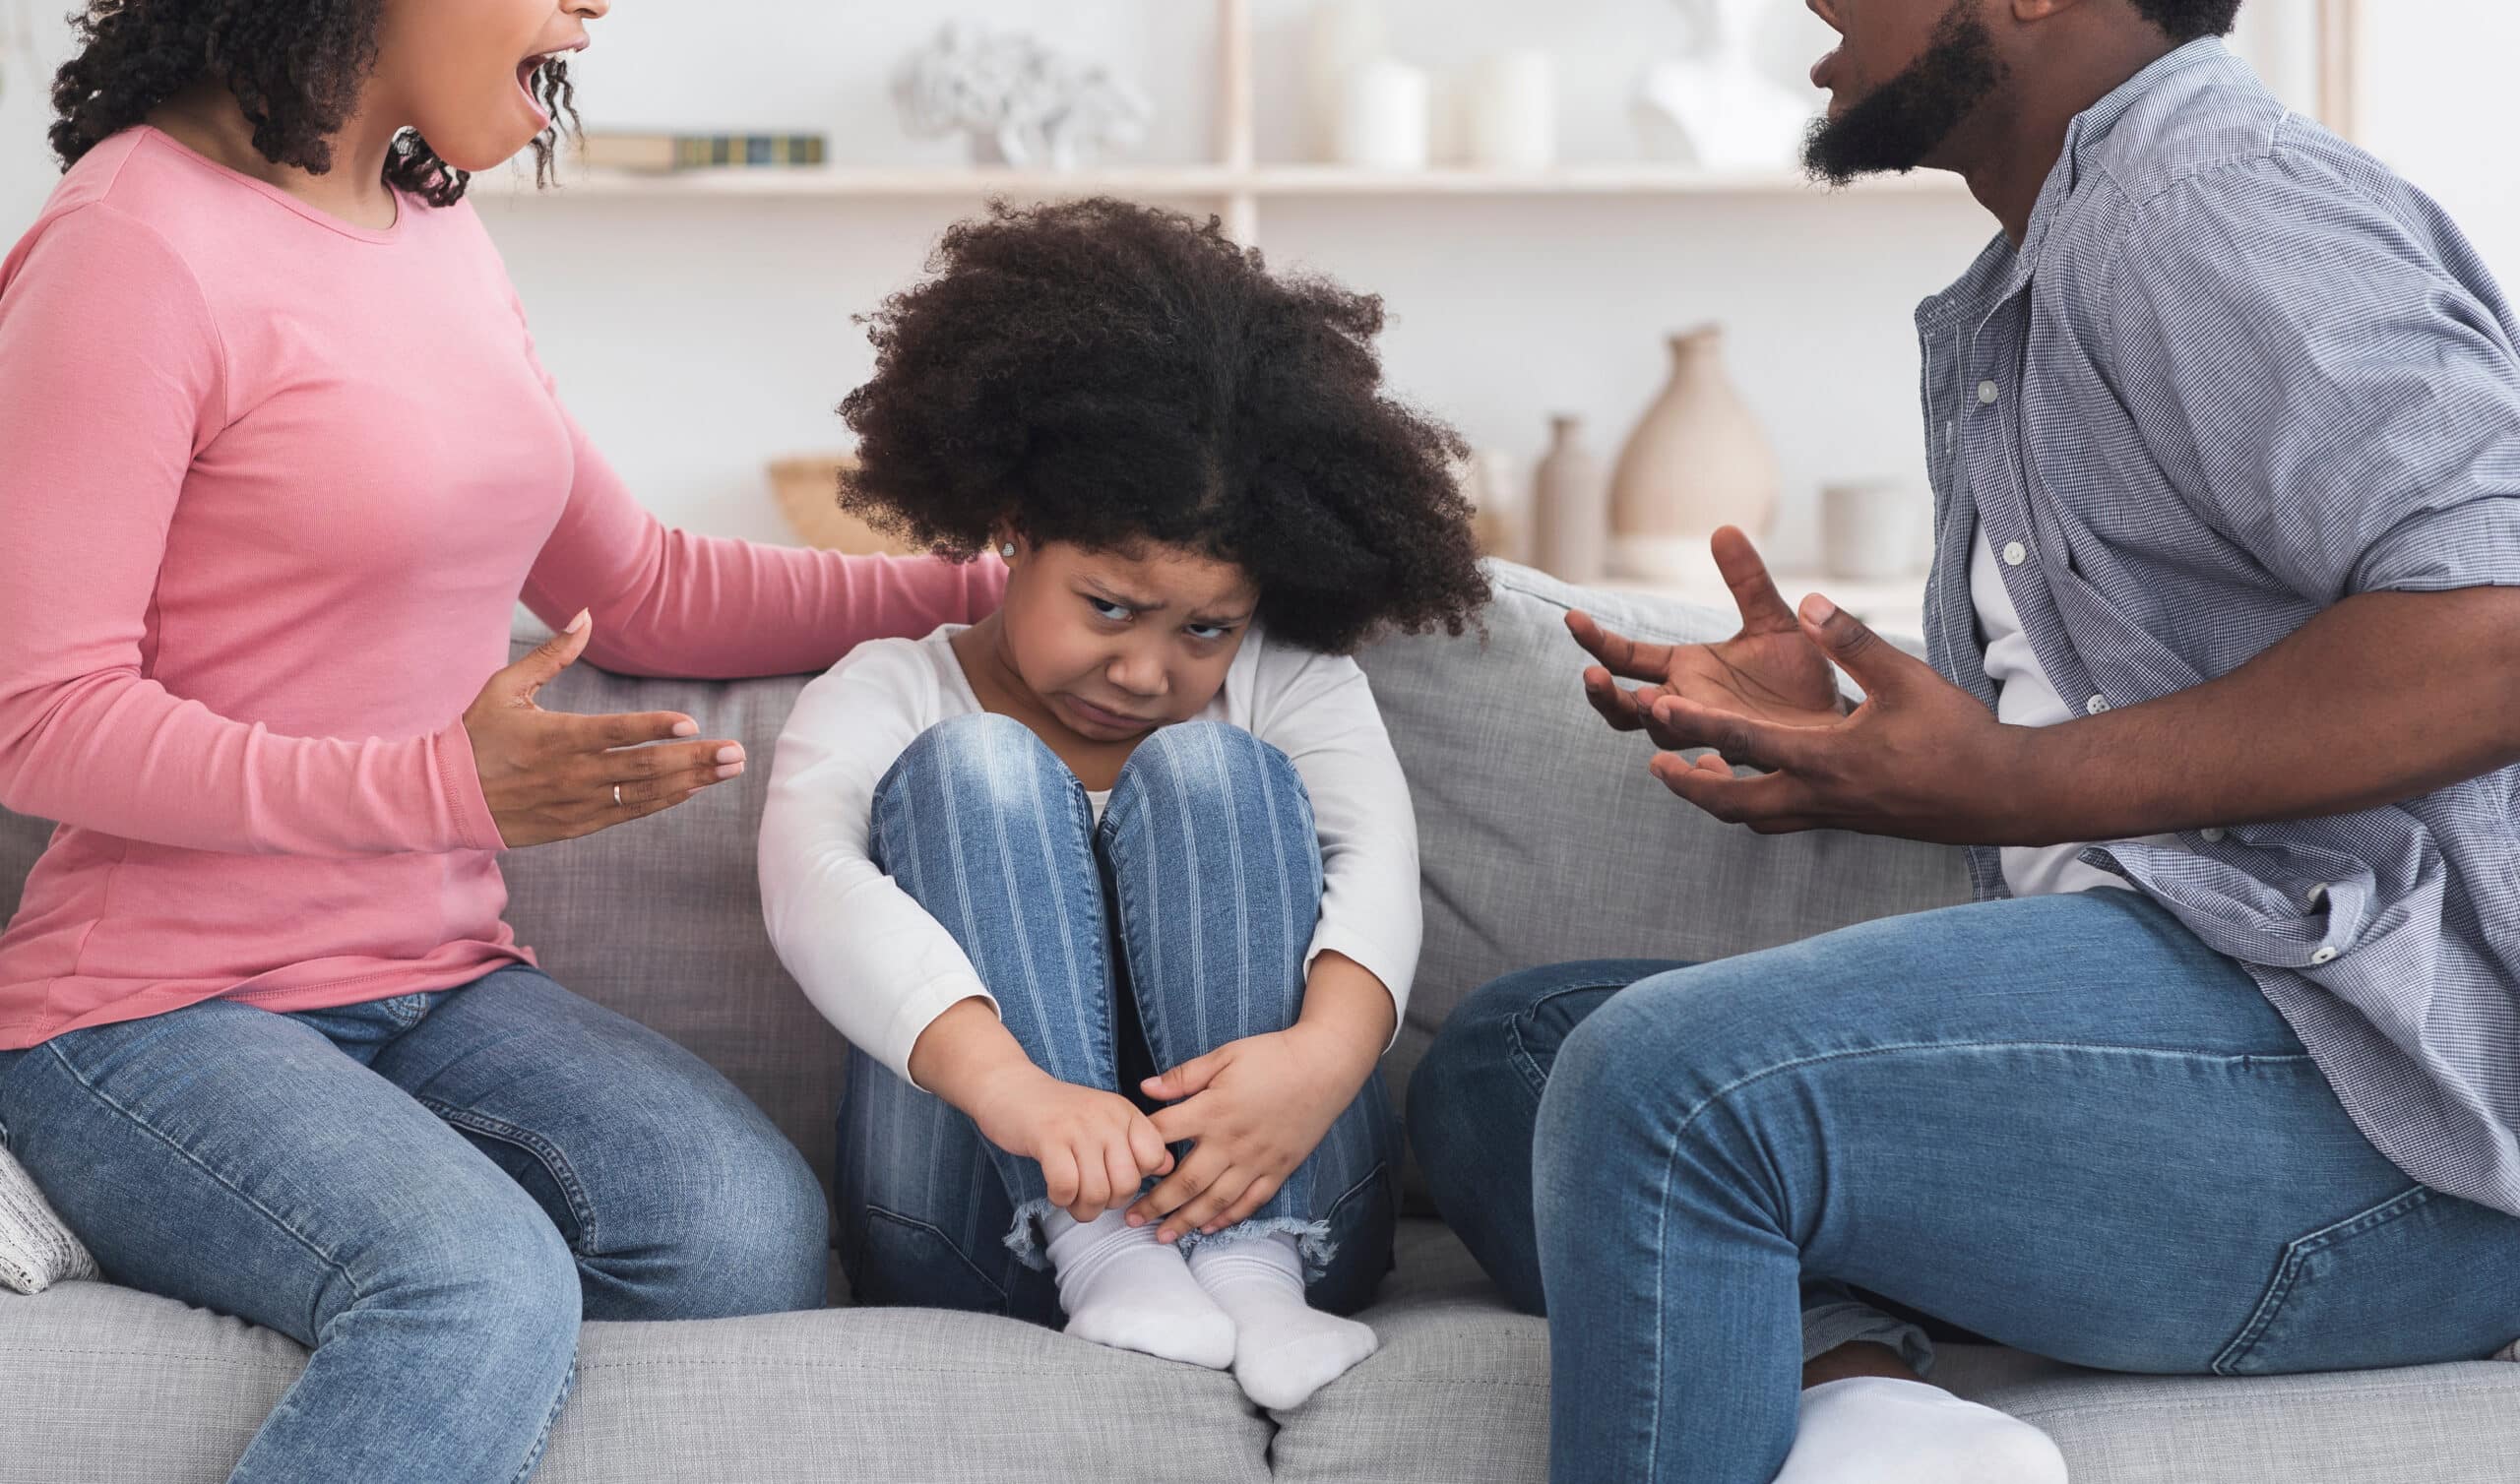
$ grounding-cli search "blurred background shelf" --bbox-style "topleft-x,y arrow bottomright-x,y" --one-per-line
540,163 -> 1967,202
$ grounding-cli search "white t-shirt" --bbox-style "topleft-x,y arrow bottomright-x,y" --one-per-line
757,624 -> 1422,1086
1970,529 -> 2176,897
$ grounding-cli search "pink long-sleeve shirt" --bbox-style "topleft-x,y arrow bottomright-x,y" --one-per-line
0,127 -> 1003,1049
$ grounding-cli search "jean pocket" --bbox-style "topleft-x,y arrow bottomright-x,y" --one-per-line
2213,1184 -> 2520,1376
850,1204 -> 1009,1313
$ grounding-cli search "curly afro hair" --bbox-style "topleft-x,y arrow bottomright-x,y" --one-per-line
840,197 -> 1491,655
49,0 -> 577,207
2129,0 -> 2242,41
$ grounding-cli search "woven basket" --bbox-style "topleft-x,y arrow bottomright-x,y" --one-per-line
767,455 -> 922,555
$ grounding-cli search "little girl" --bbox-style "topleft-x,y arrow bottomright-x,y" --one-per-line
759,197 -> 1488,1409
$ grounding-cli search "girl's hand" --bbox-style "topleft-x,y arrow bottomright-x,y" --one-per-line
1126,1021 -> 1377,1244
970,1068 -> 1175,1224
465,611 -> 749,847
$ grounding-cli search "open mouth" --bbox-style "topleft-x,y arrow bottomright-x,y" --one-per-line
516,40 -> 586,115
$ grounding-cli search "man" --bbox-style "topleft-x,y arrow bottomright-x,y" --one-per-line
1408,3 -> 2520,1482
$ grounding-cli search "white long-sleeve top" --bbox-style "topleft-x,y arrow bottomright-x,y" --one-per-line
758,624 -> 1423,1086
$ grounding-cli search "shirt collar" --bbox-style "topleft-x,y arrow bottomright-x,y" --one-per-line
1916,36 -> 2249,335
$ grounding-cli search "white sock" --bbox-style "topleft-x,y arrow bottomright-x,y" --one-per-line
1187,1231 -> 1378,1410
1773,1377 -> 2069,1484
1042,1207 -> 1235,1370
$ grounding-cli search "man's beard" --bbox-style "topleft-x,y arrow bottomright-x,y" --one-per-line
1802,0 -> 2005,186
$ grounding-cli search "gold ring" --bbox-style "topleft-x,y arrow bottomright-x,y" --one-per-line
613,784 -> 624,808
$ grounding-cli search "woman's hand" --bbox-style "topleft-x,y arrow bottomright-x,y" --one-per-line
969,1068 -> 1176,1224
464,610 -> 748,847
1571,526 -> 1851,749
1126,1020 -> 1379,1245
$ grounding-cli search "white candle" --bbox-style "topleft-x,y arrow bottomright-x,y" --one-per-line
1466,51 -> 1556,171
1305,1 -> 1388,163
1337,58 -> 1431,171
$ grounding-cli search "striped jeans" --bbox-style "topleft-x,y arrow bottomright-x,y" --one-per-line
835,713 -> 1400,1325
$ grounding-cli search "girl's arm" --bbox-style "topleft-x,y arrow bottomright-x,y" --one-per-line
755,644 -> 998,1085
501,280 -> 1006,681
1247,646 -> 1424,1046
0,205 -> 500,856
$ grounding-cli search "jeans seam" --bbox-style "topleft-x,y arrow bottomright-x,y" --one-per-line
1636,1036 -> 2315,1463
1505,981 -> 1647,1100
32,1039 -> 370,1306
417,1098 -> 600,1256
866,1203 -> 1011,1303
2209,1183 -> 2437,1376
511,1356 -> 578,1484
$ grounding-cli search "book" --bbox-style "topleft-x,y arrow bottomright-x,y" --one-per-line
575,133 -> 830,173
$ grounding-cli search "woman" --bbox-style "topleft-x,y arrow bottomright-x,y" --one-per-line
0,2 -> 1002,1479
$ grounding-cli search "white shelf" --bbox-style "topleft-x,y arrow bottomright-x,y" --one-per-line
510,163 -> 1963,203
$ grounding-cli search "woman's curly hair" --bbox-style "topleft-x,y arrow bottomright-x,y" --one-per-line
49,0 -> 577,207
841,197 -> 1490,655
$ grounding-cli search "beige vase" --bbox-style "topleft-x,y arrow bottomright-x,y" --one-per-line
1532,414 -> 1609,585
1607,325 -> 1780,580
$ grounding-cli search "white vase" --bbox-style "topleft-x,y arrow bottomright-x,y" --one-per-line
1607,326 -> 1780,580
1337,59 -> 1430,170
1631,54 -> 1810,171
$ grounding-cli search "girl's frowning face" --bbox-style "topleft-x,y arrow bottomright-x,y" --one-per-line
994,536 -> 1261,744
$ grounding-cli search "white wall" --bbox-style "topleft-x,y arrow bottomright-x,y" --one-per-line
0,1 -> 2492,564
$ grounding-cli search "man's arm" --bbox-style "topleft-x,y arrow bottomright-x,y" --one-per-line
2013,585 -> 2520,843
1639,587 -> 2520,845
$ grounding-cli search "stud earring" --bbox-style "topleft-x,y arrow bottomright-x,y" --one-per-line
999,542 -> 1017,558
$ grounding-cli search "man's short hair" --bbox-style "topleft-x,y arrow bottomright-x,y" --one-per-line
2129,0 -> 2243,42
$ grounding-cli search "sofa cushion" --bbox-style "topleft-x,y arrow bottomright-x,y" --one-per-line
1355,563 -> 1970,1176
0,1277 -> 1273,1484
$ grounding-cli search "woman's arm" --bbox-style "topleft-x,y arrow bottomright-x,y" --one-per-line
0,206 -> 500,856
756,645 -> 998,1084
503,286 -> 1006,680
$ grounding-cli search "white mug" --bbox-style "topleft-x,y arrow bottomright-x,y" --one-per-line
1820,479 -> 1926,582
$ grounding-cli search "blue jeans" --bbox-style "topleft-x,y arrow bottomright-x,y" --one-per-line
837,714 -> 1399,1324
0,964 -> 829,1484
1409,890 -> 2520,1484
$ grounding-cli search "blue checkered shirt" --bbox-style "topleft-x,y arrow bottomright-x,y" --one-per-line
1919,39 -> 2520,1216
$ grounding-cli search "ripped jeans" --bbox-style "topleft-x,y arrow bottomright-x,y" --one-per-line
834,713 -> 1400,1326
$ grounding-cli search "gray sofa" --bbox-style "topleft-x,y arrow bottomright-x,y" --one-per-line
3,562 -> 2513,1483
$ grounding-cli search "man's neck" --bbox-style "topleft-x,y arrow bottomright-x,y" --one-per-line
146,80 -> 405,231
1947,31 -> 2183,246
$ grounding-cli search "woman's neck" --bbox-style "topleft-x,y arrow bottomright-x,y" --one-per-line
147,80 -> 406,231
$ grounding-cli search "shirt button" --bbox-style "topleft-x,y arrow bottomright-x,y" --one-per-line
2307,883 -> 2330,909
2084,695 -> 2110,715
2310,947 -> 2339,965
1977,380 -> 2001,404
2200,827 -> 2227,843
2002,540 -> 2028,567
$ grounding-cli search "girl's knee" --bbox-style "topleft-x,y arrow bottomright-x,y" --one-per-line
1112,720 -> 1299,806
876,713 -> 1085,844
890,712 -> 1054,793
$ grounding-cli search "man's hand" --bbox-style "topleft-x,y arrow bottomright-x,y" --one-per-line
1644,591 -> 2029,842
1572,526 -> 1850,752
